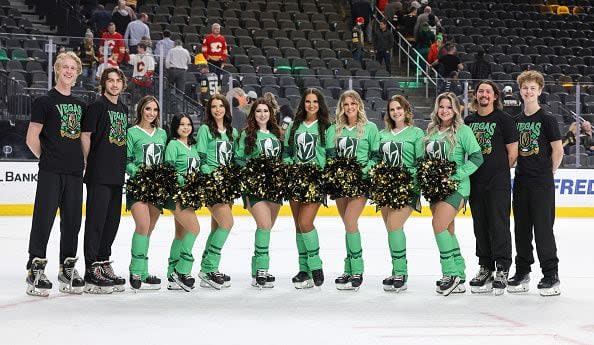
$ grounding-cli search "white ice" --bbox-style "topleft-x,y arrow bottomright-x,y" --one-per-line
0,215 -> 593,345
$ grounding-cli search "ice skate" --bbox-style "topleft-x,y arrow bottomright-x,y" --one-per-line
84,262 -> 114,294
171,270 -> 195,292
129,274 -> 161,291
167,275 -> 182,290
311,268 -> 324,287
469,266 -> 494,294
507,272 -> 530,293
437,275 -> 462,296
538,274 -> 561,297
198,272 -> 225,290
335,273 -> 352,290
435,279 -> 466,294
383,275 -> 407,292
492,267 -> 508,296
100,261 -> 125,292
58,257 -> 85,294
292,271 -> 314,289
252,270 -> 275,288
200,271 -> 231,288
26,258 -> 52,297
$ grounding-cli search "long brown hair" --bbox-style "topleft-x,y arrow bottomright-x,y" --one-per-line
204,94 -> 233,139
100,67 -> 127,95
471,80 -> 503,111
385,94 -> 414,129
244,98 -> 282,155
134,95 -> 160,128
288,88 -> 331,147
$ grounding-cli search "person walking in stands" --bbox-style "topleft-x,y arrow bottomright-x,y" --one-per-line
25,52 -> 86,297
464,80 -> 518,295
201,23 -> 228,77
124,13 -> 150,54
111,0 -> 136,36
508,71 -> 564,297
374,20 -> 394,74
81,68 -> 129,294
166,40 -> 191,92
155,30 -> 175,61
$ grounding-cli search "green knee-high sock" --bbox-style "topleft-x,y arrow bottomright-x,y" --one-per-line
167,239 -> 182,277
201,230 -> 215,261
296,232 -> 309,273
347,231 -> 364,275
301,228 -> 322,271
388,228 -> 407,276
200,228 -> 230,273
176,232 -> 198,274
130,232 -> 149,279
435,230 -> 457,276
450,233 -> 466,280
252,228 -> 271,276
343,233 -> 352,275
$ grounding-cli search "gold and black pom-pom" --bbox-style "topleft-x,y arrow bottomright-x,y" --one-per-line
126,163 -> 178,206
283,163 -> 326,204
203,164 -> 243,205
369,162 -> 415,209
174,171 -> 207,210
241,156 -> 285,202
417,157 -> 459,203
323,156 -> 369,200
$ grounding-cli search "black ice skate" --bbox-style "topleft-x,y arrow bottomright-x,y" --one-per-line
129,274 -> 161,291
537,274 -> 561,297
335,273 -> 351,290
312,268 -> 324,287
383,275 -> 407,293
84,262 -> 114,294
199,271 -> 231,289
292,271 -> 314,289
252,270 -> 275,288
438,275 -> 461,296
435,279 -> 466,294
507,272 -> 530,293
58,257 -> 85,294
26,258 -> 52,297
198,272 -> 225,290
167,275 -> 182,290
492,267 -> 508,296
171,270 -> 195,292
469,266 -> 494,294
100,261 -> 125,292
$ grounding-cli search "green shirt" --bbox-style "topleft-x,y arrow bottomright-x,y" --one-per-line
126,125 -> 168,177
378,126 -> 425,182
326,122 -> 380,176
424,124 -> 483,197
235,129 -> 282,167
283,120 -> 330,169
195,124 -> 238,174
165,138 -> 200,185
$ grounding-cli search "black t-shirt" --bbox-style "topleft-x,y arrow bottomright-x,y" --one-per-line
439,54 -> 461,77
465,110 -> 518,190
30,88 -> 85,176
82,95 -> 129,185
514,109 -> 561,185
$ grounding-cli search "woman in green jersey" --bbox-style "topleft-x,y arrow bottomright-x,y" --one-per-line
126,95 -> 168,290
164,114 -> 201,292
236,98 -> 283,288
327,90 -> 379,290
196,94 -> 238,289
283,88 -> 331,288
378,95 -> 424,293
424,92 -> 483,296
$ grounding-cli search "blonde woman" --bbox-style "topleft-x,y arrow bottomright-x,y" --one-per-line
424,92 -> 483,296
326,90 -> 379,290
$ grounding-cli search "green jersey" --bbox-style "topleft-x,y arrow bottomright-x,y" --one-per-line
165,139 -> 200,185
378,126 -> 425,180
326,122 -> 380,176
195,124 -> 238,174
283,120 -> 330,169
235,129 -> 282,167
424,124 -> 483,197
126,125 -> 168,177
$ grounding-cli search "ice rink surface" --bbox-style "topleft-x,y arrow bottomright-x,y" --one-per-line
0,215 -> 593,345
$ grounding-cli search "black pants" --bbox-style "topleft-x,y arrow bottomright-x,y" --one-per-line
469,188 -> 512,271
376,50 -> 391,73
28,169 -> 83,266
84,183 -> 123,269
512,182 -> 559,276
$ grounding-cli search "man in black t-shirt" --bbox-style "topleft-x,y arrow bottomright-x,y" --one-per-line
25,52 -> 87,296
81,67 -> 129,294
465,80 -> 518,295
433,44 -> 463,78
509,71 -> 564,297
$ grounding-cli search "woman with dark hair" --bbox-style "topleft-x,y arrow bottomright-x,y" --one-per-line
196,94 -> 238,289
378,95 -> 425,292
424,92 -> 483,296
326,90 -> 379,290
236,98 -> 283,288
163,114 -> 200,291
126,95 -> 168,290
283,88 -> 331,288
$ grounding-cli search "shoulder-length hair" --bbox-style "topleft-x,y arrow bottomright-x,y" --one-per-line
243,98 -> 282,155
424,92 -> 464,156
335,90 -> 368,142
385,94 -> 414,130
134,95 -> 160,128
288,88 -> 331,147
204,93 -> 233,139
471,80 -> 503,111
169,113 -> 196,146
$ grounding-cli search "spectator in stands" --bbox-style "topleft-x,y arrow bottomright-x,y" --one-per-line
77,29 -> 99,87
399,2 -> 419,38
563,121 -> 594,155
165,39 -> 191,92
228,87 -> 249,129
352,17 -> 366,63
90,5 -> 111,36
195,54 -> 219,106
374,20 -> 394,74
98,22 -> 126,64
427,33 -> 443,65
140,36 -> 153,55
112,0 -> 136,36
418,0 -> 430,14
383,1 -> 403,29
128,42 -> 155,101
434,44 -> 463,78
414,6 -> 439,39
124,13 -> 150,54
351,0 -> 372,38
201,23 -> 228,77
96,51 -> 120,83
155,30 -> 175,61
415,22 -> 435,62
439,71 -> 463,96
581,121 -> 594,155
469,50 -> 491,86
378,0 -> 388,12
502,86 -> 521,115
562,122 -> 578,154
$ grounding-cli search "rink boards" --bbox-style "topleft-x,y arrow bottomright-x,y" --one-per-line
0,161 -> 593,217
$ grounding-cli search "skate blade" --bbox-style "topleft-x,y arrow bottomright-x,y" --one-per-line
441,278 -> 462,297
167,282 -> 183,290
112,285 -> 125,293
393,284 -> 407,293
139,284 -> 161,291
383,284 -> 395,292
507,284 -> 530,293
539,286 -> 561,297
293,280 -> 314,289
172,275 -> 194,292
59,283 -> 84,295
470,284 -> 494,294
26,286 -> 50,297
493,288 -> 505,296
198,274 -> 223,290
84,285 -> 114,294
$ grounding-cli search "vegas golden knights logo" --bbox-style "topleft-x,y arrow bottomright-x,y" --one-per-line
296,132 -> 317,163
187,157 -> 199,173
337,137 -> 359,158
518,131 -> 539,156
216,141 -> 233,165
142,143 -> 164,166
382,141 -> 403,167
259,137 -> 281,158
426,140 -> 447,159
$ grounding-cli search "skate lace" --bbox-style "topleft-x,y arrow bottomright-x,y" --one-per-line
101,261 -> 117,279
494,271 -> 508,283
394,275 -> 405,282
473,267 -> 491,281
338,273 -> 350,279
440,275 -> 453,284
33,267 -> 48,286
256,270 -> 268,278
